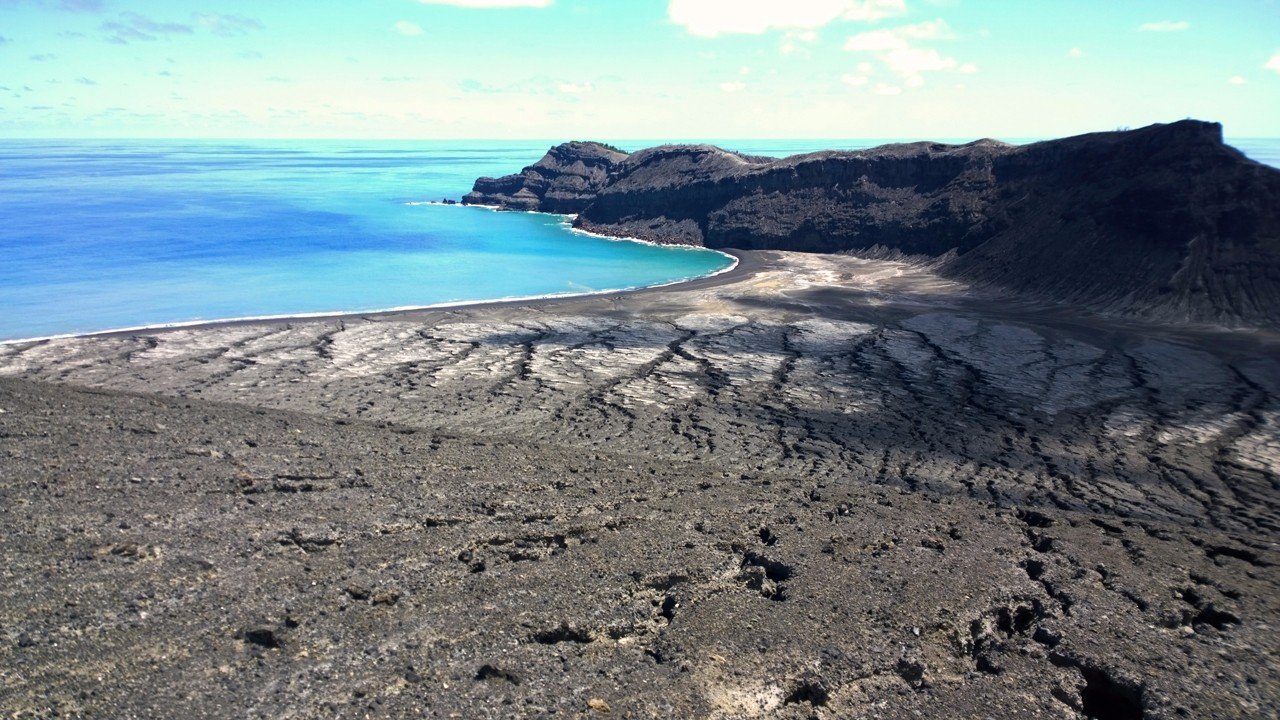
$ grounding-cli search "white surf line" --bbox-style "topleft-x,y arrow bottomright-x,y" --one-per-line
409,200 -> 734,255
0,250 -> 739,347
0,202 -> 740,346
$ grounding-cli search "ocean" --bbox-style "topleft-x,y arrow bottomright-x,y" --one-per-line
1,137 -> 1275,342
0,140 -> 732,342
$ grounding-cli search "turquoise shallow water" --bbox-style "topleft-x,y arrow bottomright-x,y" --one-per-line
1,137 -> 1275,342
0,140 -> 734,341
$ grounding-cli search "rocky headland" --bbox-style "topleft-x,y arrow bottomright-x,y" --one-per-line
464,121 -> 1280,328
464,141 -> 629,213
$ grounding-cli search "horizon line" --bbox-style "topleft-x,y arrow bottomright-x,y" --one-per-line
3,134 -> 1278,142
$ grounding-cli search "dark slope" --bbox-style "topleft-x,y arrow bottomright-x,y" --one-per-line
464,121 -> 1280,327
4,364 -> 1278,718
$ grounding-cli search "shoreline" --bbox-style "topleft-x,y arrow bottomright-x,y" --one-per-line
435,201 -> 708,252
0,248 -> 755,347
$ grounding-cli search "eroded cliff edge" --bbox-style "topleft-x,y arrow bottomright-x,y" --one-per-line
462,140 -> 628,213
463,121 -> 1280,328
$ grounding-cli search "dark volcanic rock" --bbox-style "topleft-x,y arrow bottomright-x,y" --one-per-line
462,141 -> 628,213
3,242 -> 1279,717
474,121 -> 1280,328
2,369 -> 1277,718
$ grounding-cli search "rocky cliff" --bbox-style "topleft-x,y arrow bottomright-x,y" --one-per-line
463,122 -> 1280,328
462,141 -> 628,213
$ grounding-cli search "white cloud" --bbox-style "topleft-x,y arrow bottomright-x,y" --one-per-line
896,18 -> 954,40
557,81 -> 593,94
194,14 -> 263,37
780,29 -> 820,55
719,80 -> 746,92
1267,51 -> 1280,74
844,18 -> 954,51
417,0 -> 552,7
874,82 -> 902,95
842,0 -> 907,22
844,19 -> 971,87
844,29 -> 906,51
394,20 -> 423,35
1228,75 -> 1247,85
1138,20 -> 1189,32
881,46 -> 956,74
669,0 -> 905,38
672,0 -> 844,36
1068,47 -> 1083,58
841,73 -> 869,86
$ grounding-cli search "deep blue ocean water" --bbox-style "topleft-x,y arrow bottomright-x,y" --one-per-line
1,137 -> 1275,342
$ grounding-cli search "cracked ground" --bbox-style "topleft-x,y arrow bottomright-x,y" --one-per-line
1,251 -> 1277,718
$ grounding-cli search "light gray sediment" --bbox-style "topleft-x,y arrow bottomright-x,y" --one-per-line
1,251 -> 1276,718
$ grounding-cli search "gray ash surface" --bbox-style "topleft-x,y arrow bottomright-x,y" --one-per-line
1,251 -> 1277,718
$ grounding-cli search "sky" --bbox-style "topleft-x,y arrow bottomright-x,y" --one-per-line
0,0 -> 1277,139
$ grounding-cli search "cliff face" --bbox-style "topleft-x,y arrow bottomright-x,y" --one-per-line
463,122 -> 1280,327
462,141 -> 629,214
